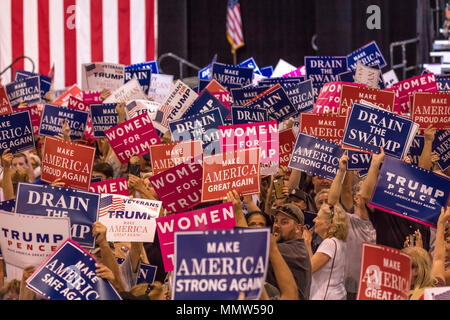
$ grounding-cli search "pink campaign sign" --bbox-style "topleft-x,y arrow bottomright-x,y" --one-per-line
105,112 -> 161,164
314,81 -> 365,114
89,177 -> 129,196
83,91 -> 102,106
282,65 -> 306,77
390,73 -> 438,114
156,202 -> 236,272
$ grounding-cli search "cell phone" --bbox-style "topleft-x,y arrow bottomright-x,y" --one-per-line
273,179 -> 285,199
129,163 -> 141,177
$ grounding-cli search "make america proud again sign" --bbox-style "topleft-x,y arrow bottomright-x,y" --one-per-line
411,92 -> 450,130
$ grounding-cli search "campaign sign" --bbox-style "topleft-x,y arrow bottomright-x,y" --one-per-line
411,92 -> 450,130
314,81 -> 365,114
84,62 -> 125,92
230,85 -> 271,106
149,140 -> 203,175
342,103 -> 416,159
5,76 -> 41,108
0,199 -> 15,212
300,113 -> 347,144
354,61 -> 382,89
15,182 -> 100,248
41,137 -> 95,190
424,287 -> 450,300
260,66 -> 274,78
0,86 -> 12,115
0,111 -> 35,154
357,243 -> 411,300
370,157 -> 450,228
436,75 -> 450,92
347,150 -> 372,171
149,156 -> 203,213
288,133 -> 344,181
238,57 -> 262,75
304,56 -> 348,84
67,96 -> 89,113
0,210 -> 70,269
53,84 -> 83,107
98,194 -> 161,242
169,108 -> 223,156
103,78 -> 148,104
124,68 -> 152,95
279,128 -> 296,168
406,135 -> 424,165
347,41 -> 387,71
105,112 -> 161,164
172,228 -> 270,300
13,105 -> 42,135
390,73 -> 438,114
202,148 -> 260,202
136,263 -> 158,285
283,79 -> 315,114
283,65 -> 307,78
258,77 -> 304,87
338,85 -> 396,115
90,103 -> 119,138
26,239 -> 122,300
82,90 -> 102,106
125,100 -> 160,120
211,62 -> 253,91
89,177 -> 129,196
126,60 -> 159,74
231,106 -> 268,125
156,202 -> 236,272
219,121 -> 279,175
148,73 -> 174,103
434,130 -> 450,171
39,104 -> 89,140
183,90 -> 230,120
15,70 -> 51,99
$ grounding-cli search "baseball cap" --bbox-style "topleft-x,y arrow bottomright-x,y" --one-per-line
289,188 -> 307,202
270,203 -> 305,225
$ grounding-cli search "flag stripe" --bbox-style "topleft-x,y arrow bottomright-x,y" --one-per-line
49,0 -> 65,90
226,0 -> 244,52
0,0 -> 12,84
11,0 -> 24,78
103,0 -> 119,64
146,0 -> 155,61
130,0 -> 146,64
76,0 -> 91,91
24,0 -> 39,73
64,0 -> 77,87
90,0 -> 103,62
38,0 -> 50,76
118,0 -> 131,65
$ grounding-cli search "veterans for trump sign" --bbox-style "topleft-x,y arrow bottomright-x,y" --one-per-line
103,78 -> 148,104
411,92 -> 450,130
39,104 -> 89,141
357,243 -> 411,300
83,62 -> 125,92
156,202 -> 236,272
0,111 -> 34,154
41,137 -> 95,191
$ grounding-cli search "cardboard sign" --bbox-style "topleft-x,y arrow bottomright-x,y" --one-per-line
0,199 -> 15,212
201,148 -> 260,202
147,74 -> 174,103
424,287 -> 450,300
84,62 -> 125,92
238,57 -> 262,75
0,111 -> 35,154
219,121 -> 279,175
434,130 -> 450,171
105,112 -> 161,164
149,140 -> 203,175
124,68 -> 151,94
314,81 -> 365,114
13,105 -> 42,135
338,85 -> 396,115
347,41 -> 387,71
283,79 -> 315,114
183,90 -> 230,120
231,106 -> 268,125
149,156 -> 203,213
156,202 -> 236,272
15,183 -> 100,248
125,100 -> 160,121
354,61 -> 382,89
230,85 -> 271,106
288,133 -> 344,180
258,77 -> 304,87
411,92 -> 450,130
169,108 -> 223,156
5,76 -> 41,108
279,128 -> 296,168
260,66 -> 274,78
67,96 -> 89,112
89,177 -> 129,196
300,113 -> 347,143
305,56 -> 348,84
283,65 -> 306,78
0,86 -> 12,115
436,75 -> 450,92
90,103 -> 119,138
41,137 -> 95,190
347,150 -> 372,171
382,70 -> 399,88
357,243 -> 411,300
15,70 -> 51,99
103,78 -> 148,104
172,228 -> 270,300
211,62 -> 253,91
272,59 -> 297,78
26,239 -> 122,300
39,104 -> 89,140
126,60 -> 159,74
82,90 -> 102,106
390,73 -> 438,114
342,103 -> 418,159
211,91 -> 232,115
136,263 -> 158,285
98,194 -> 161,242
370,157 -> 450,228
152,80 -> 198,132
53,84 -> 83,107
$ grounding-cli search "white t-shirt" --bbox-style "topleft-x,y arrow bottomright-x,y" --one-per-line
310,237 -> 347,300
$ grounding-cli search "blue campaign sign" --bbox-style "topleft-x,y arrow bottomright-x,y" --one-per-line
288,133 -> 344,181
136,263 -> 157,285
0,199 -> 15,212
342,102 -> 416,159
172,228 -> 270,300
259,66 -> 274,78
26,239 -> 122,300
347,41 -> 387,71
303,210 -> 316,229
0,110 -> 35,154
238,57 -> 262,75
304,56 -> 348,84
407,135 -> 425,165
39,104 -> 89,140
183,90 -> 230,120
124,68 -> 152,94
258,76 -> 304,87
282,79 -> 315,114
230,85 -> 271,106
436,75 -> 450,92
370,157 -> 450,228
347,150 -> 372,171
211,62 -> 253,91
198,79 -> 210,92
169,108 -> 223,156
434,130 -> 450,171
90,103 -> 119,138
125,60 -> 159,74
15,183 -> 100,249
198,54 -> 218,80
15,70 -> 51,99
231,106 -> 268,125
5,76 -> 41,108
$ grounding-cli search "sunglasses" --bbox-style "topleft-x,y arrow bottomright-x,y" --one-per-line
329,205 -> 335,220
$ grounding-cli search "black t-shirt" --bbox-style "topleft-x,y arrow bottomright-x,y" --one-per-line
143,232 -> 167,283
366,205 -> 431,251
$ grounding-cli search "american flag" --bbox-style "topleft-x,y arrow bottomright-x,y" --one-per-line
226,0 -> 244,53
0,0 -> 157,91
99,195 -> 126,218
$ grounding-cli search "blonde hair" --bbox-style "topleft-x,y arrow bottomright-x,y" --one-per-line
0,279 -> 20,299
129,281 -> 164,300
402,246 -> 437,299
321,203 -> 348,241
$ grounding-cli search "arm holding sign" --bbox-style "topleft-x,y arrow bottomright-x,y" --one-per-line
432,206 -> 450,284
360,147 -> 385,206
328,153 -> 348,207
227,190 -> 248,228
1,148 -> 14,201
418,125 -> 436,171
243,195 -> 261,214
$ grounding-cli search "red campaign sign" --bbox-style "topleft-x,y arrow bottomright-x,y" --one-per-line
53,84 -> 83,106
68,96 -> 89,112
82,90 -> 102,106
204,79 -> 228,93
13,105 -> 42,135
89,177 -> 129,196
411,92 -> 450,130
211,91 -> 232,110
202,148 -> 260,202
149,140 -> 203,175
41,136 -> 95,190
0,86 -> 12,115
105,112 -> 161,164
149,156 -> 203,213
357,243 -> 411,300
279,128 -> 296,168
314,82 -> 366,114
300,113 -> 347,143
390,73 -> 438,114
338,85 -> 396,115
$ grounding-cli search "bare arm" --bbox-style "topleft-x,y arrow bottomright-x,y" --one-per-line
1,149 -> 14,200
303,227 -> 331,273
432,207 -> 450,283
418,125 -> 436,171
328,153 -> 348,207
227,190 -> 248,228
341,170 -> 354,212
243,195 -> 261,213
287,169 -> 301,193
